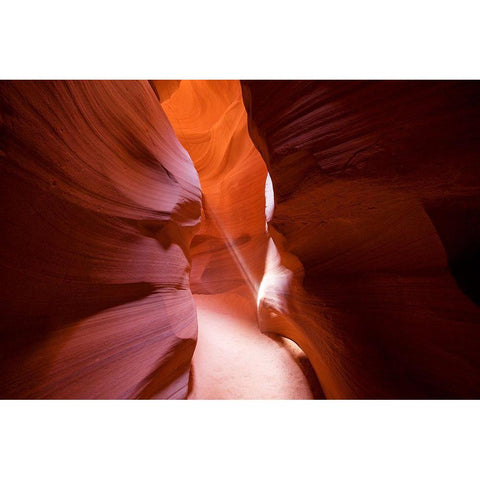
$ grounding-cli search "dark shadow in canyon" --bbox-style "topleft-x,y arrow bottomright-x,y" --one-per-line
425,196 -> 480,306
266,334 -> 325,399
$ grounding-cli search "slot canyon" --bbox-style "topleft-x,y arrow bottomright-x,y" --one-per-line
1,80 -> 480,399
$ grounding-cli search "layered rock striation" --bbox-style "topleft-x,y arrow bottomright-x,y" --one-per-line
156,81 -> 323,399
159,80 -> 269,301
0,81 -> 201,398
243,80 -> 480,398
2,79 -> 479,399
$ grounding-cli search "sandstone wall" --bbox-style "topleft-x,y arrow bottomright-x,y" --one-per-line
0,81 -> 201,398
243,80 -> 480,398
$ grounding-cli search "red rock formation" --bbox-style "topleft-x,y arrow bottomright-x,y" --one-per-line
160,80 -> 268,300
0,81 -> 201,398
3,79 -> 479,400
242,80 -> 480,398
158,81 -> 321,399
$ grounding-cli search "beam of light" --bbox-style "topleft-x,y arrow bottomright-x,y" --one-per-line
203,196 -> 260,301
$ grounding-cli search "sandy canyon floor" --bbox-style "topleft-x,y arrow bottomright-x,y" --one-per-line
188,292 -> 323,399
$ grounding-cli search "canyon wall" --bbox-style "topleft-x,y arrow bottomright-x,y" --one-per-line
156,81 -> 323,399
0,81 -> 201,398
243,80 -> 480,398
157,80 -> 268,302
3,80 -> 479,399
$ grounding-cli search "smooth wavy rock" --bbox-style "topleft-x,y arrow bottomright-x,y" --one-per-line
160,80 -> 268,299
159,81 -> 321,399
243,80 -> 480,398
0,81 -> 201,399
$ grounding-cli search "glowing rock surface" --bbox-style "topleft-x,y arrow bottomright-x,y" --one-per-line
2,80 -> 479,399
160,80 -> 269,298
159,80 -> 320,399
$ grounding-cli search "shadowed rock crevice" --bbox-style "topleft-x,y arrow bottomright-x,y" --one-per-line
425,196 -> 480,306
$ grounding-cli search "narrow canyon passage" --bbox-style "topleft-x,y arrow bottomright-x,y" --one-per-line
157,80 -> 320,399
2,80 -> 480,399
0,80 -> 322,399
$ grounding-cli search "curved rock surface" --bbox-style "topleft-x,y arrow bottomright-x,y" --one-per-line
243,80 -> 480,398
159,80 -> 321,398
3,80 -> 479,399
160,80 -> 268,299
0,81 -> 201,398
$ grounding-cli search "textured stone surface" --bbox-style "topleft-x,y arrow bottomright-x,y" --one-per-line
0,81 -> 201,398
160,80 -> 320,399
161,80 -> 268,299
243,80 -> 480,398
3,80 -> 479,399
